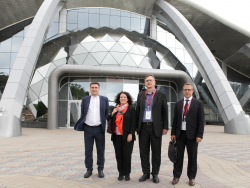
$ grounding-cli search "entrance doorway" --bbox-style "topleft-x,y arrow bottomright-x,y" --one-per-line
66,100 -> 81,128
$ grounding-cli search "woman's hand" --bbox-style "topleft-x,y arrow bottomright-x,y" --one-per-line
127,134 -> 132,142
111,108 -> 118,116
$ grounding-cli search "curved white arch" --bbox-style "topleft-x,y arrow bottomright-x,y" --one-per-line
0,0 -> 64,137
153,0 -> 250,134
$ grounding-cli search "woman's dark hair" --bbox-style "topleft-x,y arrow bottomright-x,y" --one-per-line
114,91 -> 133,105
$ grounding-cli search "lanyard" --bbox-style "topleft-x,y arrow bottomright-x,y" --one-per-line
183,99 -> 192,117
145,89 -> 156,107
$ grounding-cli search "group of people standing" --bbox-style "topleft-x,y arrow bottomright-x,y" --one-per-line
76,74 -> 205,186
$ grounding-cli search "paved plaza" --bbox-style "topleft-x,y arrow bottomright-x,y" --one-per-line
1,125 -> 250,188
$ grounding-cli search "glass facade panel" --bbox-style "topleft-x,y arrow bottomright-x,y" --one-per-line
11,37 -> 23,52
0,53 -> 11,68
67,10 -> 78,24
100,15 -> 110,27
100,8 -> 110,15
121,17 -> 131,30
131,17 -> 141,32
110,15 -> 120,28
0,38 -> 12,52
111,9 -> 121,16
89,14 -> 100,28
78,13 -> 88,29
66,8 -> 150,34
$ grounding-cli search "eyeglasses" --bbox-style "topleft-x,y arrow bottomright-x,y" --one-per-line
183,89 -> 193,92
145,79 -> 154,82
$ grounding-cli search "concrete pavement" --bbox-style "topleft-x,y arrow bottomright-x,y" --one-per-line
1,125 -> 250,188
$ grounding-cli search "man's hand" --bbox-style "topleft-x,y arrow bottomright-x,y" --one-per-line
171,135 -> 176,142
162,129 -> 168,135
196,137 -> 202,143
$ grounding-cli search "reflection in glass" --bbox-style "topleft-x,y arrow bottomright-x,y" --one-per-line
70,83 -> 89,100
0,53 -> 11,68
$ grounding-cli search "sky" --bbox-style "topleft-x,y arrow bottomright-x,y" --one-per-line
179,0 -> 250,37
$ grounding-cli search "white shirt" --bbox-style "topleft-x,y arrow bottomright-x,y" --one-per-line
84,96 -> 101,126
182,96 -> 193,130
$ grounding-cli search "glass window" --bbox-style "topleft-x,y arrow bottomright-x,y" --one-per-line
89,8 -> 99,14
89,14 -> 100,28
100,15 -> 110,27
131,17 -> 140,32
67,10 -> 78,24
0,38 -> 12,52
0,69 -> 9,75
79,8 -> 89,13
100,8 -> 110,15
121,17 -> 131,30
46,23 -> 59,39
121,11 -> 130,17
110,15 -> 120,29
11,37 -> 23,52
111,9 -> 120,16
0,53 -> 11,68
78,12 -> 89,29
10,53 -> 17,68
67,23 -> 77,31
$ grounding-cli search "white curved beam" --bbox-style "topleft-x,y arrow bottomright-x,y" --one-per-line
0,0 -> 63,137
154,0 -> 250,134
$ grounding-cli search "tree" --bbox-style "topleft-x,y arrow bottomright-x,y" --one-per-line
0,73 -> 9,94
70,83 -> 89,99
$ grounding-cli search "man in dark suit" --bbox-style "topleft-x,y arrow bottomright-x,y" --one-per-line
136,74 -> 168,184
171,83 -> 205,186
80,82 -> 109,178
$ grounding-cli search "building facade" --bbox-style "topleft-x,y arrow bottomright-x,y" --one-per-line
0,0 -> 250,137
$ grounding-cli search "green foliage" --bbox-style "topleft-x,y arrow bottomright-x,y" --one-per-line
70,83 -> 89,99
34,101 -> 48,118
0,73 -> 9,93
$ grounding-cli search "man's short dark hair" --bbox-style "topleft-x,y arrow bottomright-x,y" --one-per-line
144,74 -> 155,80
90,82 -> 100,87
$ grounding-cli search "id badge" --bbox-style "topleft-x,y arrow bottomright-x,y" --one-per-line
182,121 -> 186,130
145,111 -> 151,120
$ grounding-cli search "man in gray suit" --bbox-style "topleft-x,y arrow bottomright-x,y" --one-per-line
80,82 -> 109,178
171,83 -> 205,186
136,74 -> 168,183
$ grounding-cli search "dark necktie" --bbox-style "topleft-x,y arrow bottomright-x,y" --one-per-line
183,99 -> 189,121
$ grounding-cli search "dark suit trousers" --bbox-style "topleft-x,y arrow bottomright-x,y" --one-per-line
112,135 -> 134,175
139,124 -> 162,175
84,124 -> 105,171
173,131 -> 198,179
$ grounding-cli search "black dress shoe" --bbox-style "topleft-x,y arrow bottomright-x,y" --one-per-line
139,174 -> 150,182
189,179 -> 195,186
153,175 -> 159,183
172,177 -> 179,185
98,170 -> 104,178
118,175 -> 124,181
125,174 -> 130,181
84,171 -> 92,178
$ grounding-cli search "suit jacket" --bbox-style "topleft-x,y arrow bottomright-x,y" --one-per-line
171,98 -> 205,140
136,90 -> 168,137
74,95 -> 109,133
109,105 -> 136,141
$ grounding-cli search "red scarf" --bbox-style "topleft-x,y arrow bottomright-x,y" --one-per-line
115,103 -> 128,135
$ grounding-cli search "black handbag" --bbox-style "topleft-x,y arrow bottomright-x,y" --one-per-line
168,140 -> 177,163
